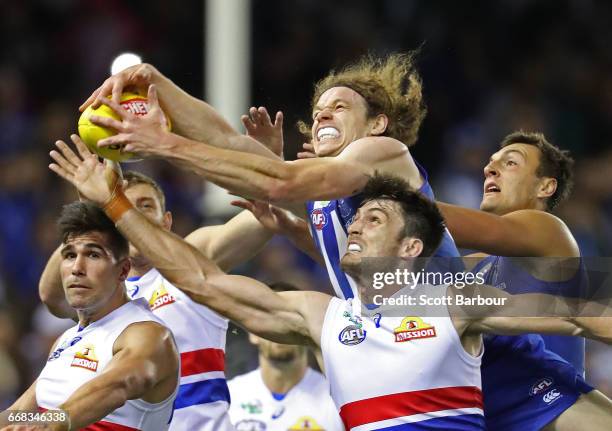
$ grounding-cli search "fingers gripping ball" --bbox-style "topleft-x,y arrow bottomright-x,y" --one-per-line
78,92 -> 170,162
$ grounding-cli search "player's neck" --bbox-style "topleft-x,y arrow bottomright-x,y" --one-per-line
259,355 -> 308,395
77,289 -> 130,328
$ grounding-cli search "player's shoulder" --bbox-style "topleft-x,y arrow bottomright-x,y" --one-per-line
343,136 -> 408,155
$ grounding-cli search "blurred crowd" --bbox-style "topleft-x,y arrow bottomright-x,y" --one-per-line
1,0 -> 611,408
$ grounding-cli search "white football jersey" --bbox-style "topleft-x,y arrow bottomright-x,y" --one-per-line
228,367 -> 343,431
321,285 -> 484,431
126,268 -> 233,431
36,299 -> 177,431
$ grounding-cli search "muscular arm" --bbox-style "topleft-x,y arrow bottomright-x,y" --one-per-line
437,204 -> 579,257
59,322 -> 178,430
86,64 -> 278,159
115,208 -> 329,345
185,210 -> 273,272
453,285 -> 612,344
38,246 -> 77,320
149,134 -> 415,206
0,381 -> 38,425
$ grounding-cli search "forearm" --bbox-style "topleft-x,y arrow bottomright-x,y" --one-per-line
154,75 -> 277,158
115,208 -> 220,291
59,367 -> 152,430
570,317 -> 612,344
186,211 -> 274,272
158,135 -> 366,204
39,246 -> 76,320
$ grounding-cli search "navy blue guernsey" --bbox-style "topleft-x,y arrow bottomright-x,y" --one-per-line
473,255 -> 592,430
306,163 -> 461,299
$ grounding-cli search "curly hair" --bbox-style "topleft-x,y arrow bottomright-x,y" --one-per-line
500,131 -> 574,211
298,52 -> 427,147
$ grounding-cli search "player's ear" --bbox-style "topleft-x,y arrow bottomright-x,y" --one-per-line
118,258 -> 131,282
537,177 -> 557,200
400,237 -> 423,259
163,211 -> 173,231
369,114 -> 388,136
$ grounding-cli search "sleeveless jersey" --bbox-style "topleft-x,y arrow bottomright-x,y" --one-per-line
126,268 -> 232,431
307,163 -> 461,300
228,367 -> 343,431
37,299 -> 177,431
321,285 -> 484,431
473,256 -> 592,430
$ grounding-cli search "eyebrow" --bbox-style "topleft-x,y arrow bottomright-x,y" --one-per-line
490,149 -> 526,163
313,98 -> 349,112
60,243 -> 108,255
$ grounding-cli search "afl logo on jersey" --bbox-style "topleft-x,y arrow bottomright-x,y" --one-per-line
311,209 -> 328,230
339,325 -> 366,345
530,377 -> 554,396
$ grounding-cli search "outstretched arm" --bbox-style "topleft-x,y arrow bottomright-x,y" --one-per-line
453,284 -> 612,344
437,203 -> 580,257
48,137 -> 328,345
81,64 -> 278,159
91,89 -> 413,205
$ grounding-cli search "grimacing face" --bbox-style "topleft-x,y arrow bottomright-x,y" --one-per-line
60,231 -> 127,312
341,199 -> 409,269
480,143 -> 554,215
311,86 -> 376,157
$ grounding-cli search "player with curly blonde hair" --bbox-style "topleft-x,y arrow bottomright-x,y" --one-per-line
83,51 -> 460,299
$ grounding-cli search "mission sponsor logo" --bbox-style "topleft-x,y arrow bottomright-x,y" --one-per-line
394,317 -> 437,342
288,416 -> 324,431
339,325 -> 366,345
149,283 -> 176,311
310,209 -> 327,230
71,345 -> 98,372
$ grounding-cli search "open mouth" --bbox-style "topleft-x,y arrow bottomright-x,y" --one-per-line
484,183 -> 501,194
317,126 -> 340,142
347,243 -> 362,252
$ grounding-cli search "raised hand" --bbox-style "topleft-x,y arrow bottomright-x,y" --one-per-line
80,63 -> 160,112
230,199 -> 304,236
297,141 -> 316,159
92,85 -> 172,158
49,134 -> 122,206
240,107 -> 284,157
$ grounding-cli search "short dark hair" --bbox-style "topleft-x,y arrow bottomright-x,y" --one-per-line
124,171 -> 167,211
360,174 -> 445,257
500,131 -> 574,211
58,201 -> 129,259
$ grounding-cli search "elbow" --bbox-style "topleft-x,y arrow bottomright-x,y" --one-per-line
120,367 -> 157,401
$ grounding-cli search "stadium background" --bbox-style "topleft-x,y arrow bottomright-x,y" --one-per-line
1,0 -> 611,408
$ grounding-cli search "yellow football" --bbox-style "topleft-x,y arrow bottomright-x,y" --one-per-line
77,92 -> 170,162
